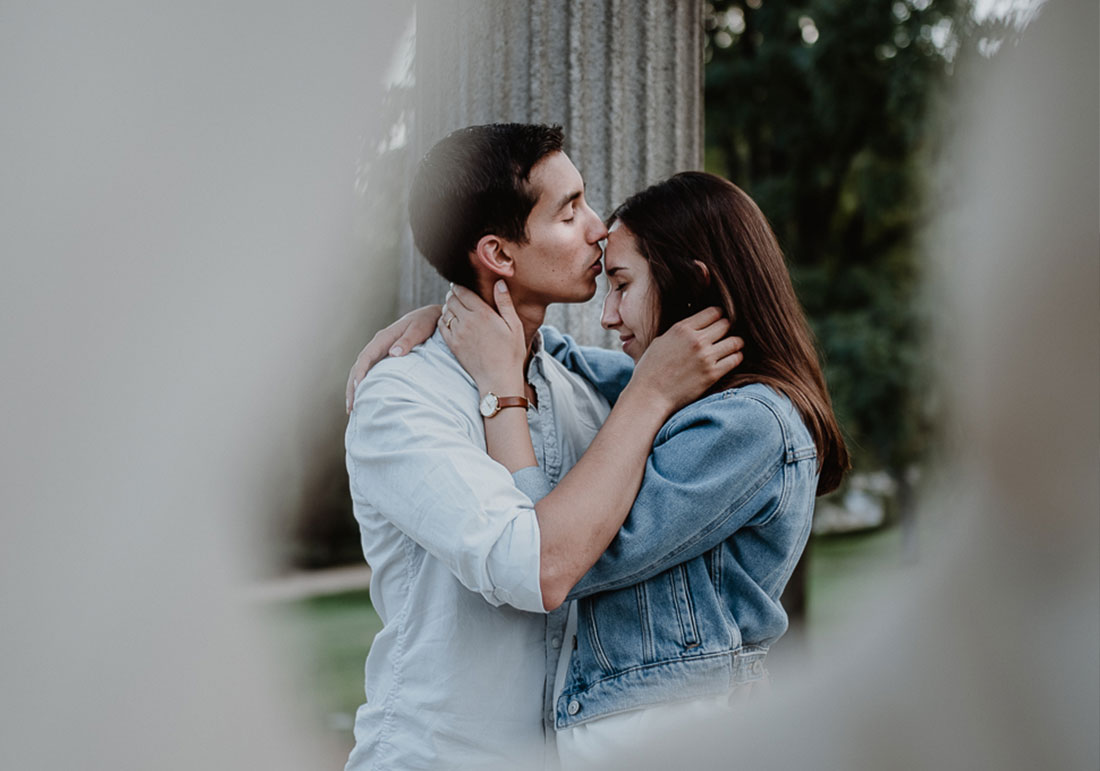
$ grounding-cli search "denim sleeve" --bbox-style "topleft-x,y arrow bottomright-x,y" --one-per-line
566,395 -> 788,600
540,325 -> 634,405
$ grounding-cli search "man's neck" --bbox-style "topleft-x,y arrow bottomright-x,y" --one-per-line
474,278 -> 548,373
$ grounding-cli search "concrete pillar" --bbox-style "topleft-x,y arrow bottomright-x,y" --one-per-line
402,0 -> 704,346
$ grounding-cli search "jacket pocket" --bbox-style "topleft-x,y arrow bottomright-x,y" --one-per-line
669,564 -> 700,649
633,582 -> 657,664
707,547 -> 722,596
583,598 -> 614,673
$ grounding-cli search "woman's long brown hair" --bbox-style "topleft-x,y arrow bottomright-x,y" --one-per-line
609,172 -> 849,495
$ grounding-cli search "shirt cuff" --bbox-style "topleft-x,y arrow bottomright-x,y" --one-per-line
485,506 -> 546,612
512,466 -> 554,503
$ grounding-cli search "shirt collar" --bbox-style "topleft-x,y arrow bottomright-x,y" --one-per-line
527,327 -> 547,382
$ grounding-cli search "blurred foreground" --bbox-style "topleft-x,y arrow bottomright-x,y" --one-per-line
1,1 -> 1095,769
272,525 -> 910,755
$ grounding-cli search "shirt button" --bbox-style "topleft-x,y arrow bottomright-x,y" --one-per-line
551,636 -> 562,649
567,700 -> 581,716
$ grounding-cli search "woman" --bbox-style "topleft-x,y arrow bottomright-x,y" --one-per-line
352,172 -> 848,765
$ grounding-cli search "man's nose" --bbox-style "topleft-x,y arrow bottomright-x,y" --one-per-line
586,204 -> 608,242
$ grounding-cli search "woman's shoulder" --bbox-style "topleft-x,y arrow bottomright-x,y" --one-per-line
669,382 -> 787,422
726,382 -> 801,423
661,383 -> 811,459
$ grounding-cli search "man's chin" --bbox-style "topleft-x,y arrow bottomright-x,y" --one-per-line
571,280 -> 599,303
535,280 -> 598,307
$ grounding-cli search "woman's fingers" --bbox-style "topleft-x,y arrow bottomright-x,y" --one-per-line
712,336 -> 745,365
346,305 -> 442,413
492,281 -> 522,332
441,292 -> 478,334
711,335 -> 744,357
441,287 -> 471,329
683,306 -> 724,330
345,334 -> 398,412
438,311 -> 456,339
449,282 -> 482,312
345,369 -> 359,414
697,317 -> 732,343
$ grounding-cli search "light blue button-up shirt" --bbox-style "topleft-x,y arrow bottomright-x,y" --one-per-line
344,329 -> 609,770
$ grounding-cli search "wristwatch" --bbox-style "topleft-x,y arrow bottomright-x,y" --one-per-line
479,392 -> 530,418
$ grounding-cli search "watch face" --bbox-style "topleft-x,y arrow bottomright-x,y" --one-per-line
479,392 -> 498,417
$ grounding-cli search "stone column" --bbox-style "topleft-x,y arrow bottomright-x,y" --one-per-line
401,0 -> 704,347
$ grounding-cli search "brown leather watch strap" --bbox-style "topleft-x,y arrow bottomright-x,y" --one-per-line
480,392 -> 531,418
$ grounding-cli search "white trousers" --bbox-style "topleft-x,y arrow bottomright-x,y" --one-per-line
555,683 -> 758,771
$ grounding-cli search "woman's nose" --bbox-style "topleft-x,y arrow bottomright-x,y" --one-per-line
601,293 -> 619,329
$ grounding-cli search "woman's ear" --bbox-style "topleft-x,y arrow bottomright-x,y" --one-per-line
472,234 -> 516,279
693,260 -> 711,286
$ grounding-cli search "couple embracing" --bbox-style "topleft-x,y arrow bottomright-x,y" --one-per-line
343,123 -> 848,769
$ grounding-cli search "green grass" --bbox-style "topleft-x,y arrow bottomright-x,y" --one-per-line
268,589 -> 381,729
277,525 -> 908,735
807,523 -> 911,640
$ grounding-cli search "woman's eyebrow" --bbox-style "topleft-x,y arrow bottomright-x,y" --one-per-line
606,266 -> 627,276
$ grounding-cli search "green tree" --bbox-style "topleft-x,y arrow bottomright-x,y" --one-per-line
704,0 -> 972,497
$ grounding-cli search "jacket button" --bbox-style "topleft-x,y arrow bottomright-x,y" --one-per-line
567,700 -> 581,716
752,661 -> 764,675
551,636 -> 561,649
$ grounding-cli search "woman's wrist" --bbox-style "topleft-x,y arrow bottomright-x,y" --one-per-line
475,373 -> 526,399
618,379 -> 676,424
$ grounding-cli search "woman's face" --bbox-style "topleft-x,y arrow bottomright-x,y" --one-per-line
600,223 -> 658,361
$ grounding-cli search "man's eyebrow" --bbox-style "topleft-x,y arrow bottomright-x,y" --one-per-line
554,189 -> 582,213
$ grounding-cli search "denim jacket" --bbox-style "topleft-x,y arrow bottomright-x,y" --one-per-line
536,327 -> 819,728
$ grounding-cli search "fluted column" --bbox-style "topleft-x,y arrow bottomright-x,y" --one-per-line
402,0 -> 703,347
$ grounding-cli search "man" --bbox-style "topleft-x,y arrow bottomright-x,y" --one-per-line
345,124 -> 730,769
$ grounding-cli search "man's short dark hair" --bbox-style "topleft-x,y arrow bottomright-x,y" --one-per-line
408,123 -> 565,288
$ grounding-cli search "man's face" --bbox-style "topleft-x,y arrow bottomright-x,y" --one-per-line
502,152 -> 608,306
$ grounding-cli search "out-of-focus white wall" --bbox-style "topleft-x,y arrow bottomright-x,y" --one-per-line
0,2 -> 410,767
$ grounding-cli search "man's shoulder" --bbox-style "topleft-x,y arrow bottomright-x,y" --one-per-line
346,333 -> 483,455
356,333 -> 472,400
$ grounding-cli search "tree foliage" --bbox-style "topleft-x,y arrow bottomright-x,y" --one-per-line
703,0 -> 977,485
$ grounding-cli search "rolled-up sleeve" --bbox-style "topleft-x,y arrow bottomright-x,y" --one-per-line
512,466 -> 554,504
566,395 -> 788,600
347,369 -> 545,612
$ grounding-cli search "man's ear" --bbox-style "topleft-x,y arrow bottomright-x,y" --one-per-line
472,234 -> 516,278
693,260 -> 711,285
